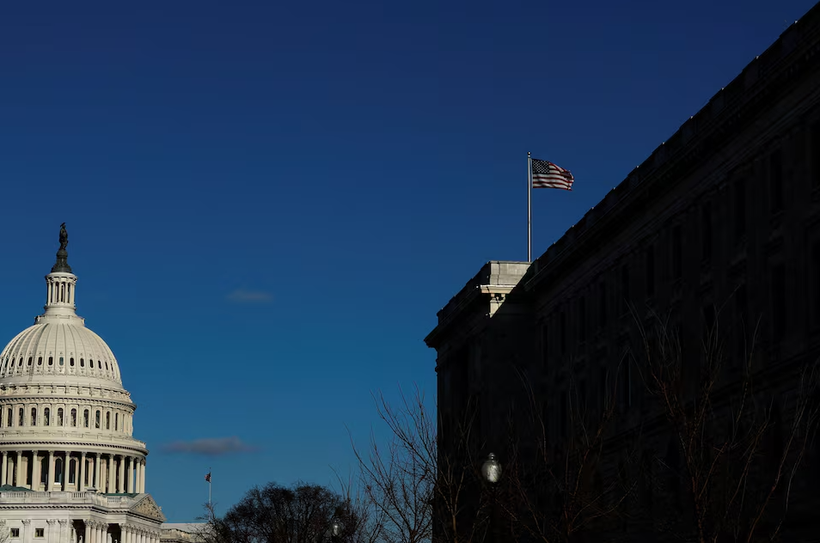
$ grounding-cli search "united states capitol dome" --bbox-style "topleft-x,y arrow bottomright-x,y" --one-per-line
0,229 -> 125,390
0,224 -> 165,542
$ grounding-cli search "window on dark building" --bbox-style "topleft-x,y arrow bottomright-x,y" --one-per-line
559,391 -> 568,438
812,122 -> 820,189
735,284 -> 748,363
770,149 -> 784,213
598,367 -> 610,416
621,265 -> 630,312
814,241 -> 820,326
646,246 -> 655,298
771,263 -> 786,342
560,311 -> 567,355
579,380 -> 587,413
579,296 -> 587,342
619,355 -> 632,410
672,225 -> 682,280
703,304 -> 716,343
541,323 -> 549,366
734,180 -> 746,241
701,203 -> 712,262
599,282 -> 607,327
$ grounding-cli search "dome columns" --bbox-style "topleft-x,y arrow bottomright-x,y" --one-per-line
43,272 -> 78,317
0,450 -> 145,493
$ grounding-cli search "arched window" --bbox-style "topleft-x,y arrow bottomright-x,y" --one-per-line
105,361 -> 109,370
115,413 -> 119,431
95,410 -> 100,429
98,360 -> 101,369
30,407 -> 36,426
71,408 -> 77,427
83,409 -> 89,428
106,411 -> 111,430
40,456 -> 48,484
89,359 -> 93,368
57,408 -> 64,426
17,357 -> 22,367
61,357 -> 65,366
54,458 -> 63,484
27,357 -> 32,366
18,408 -> 23,426
44,408 -> 50,426
69,458 -> 76,484
79,359 -> 83,367
70,358 -> 74,367
7,408 -> 12,427
48,356 -> 53,366
37,356 -> 42,366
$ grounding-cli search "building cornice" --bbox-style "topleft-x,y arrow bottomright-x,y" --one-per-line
425,261 -> 530,350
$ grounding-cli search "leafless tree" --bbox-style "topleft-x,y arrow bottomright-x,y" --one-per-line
633,303 -> 820,543
352,386 -> 491,543
500,363 -> 638,543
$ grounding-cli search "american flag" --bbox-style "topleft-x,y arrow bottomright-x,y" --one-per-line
532,158 -> 574,190
205,472 -> 211,483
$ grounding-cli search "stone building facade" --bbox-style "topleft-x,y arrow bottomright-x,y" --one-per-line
426,1 -> 820,540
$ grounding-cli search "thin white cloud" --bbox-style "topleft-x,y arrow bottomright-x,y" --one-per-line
226,289 -> 273,303
161,436 -> 258,456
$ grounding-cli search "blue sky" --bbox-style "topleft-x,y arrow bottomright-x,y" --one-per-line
0,0 -> 815,522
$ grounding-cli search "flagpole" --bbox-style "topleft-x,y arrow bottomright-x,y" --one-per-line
527,151 -> 532,263
209,468 -> 212,508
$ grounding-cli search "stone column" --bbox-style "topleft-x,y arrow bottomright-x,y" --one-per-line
46,520 -> 56,543
1,451 -> 7,486
135,460 -> 142,493
117,456 -> 124,493
120,526 -> 128,543
140,459 -> 146,493
79,452 -> 86,492
107,455 -> 115,493
64,451 -> 71,491
94,453 -> 101,490
15,450 -> 22,487
32,451 -> 41,490
47,450 -> 55,491
21,520 -> 30,543
98,523 -> 106,543
58,519 -> 68,543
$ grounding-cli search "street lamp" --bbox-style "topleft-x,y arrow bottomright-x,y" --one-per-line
481,453 -> 502,543
482,453 -> 502,484
329,519 -> 342,542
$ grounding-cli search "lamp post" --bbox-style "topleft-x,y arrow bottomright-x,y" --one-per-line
329,518 -> 342,543
481,453 -> 502,543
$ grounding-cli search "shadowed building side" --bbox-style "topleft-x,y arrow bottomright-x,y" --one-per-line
427,2 -> 820,541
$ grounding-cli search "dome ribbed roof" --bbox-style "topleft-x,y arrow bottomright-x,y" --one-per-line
0,320 -> 122,387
